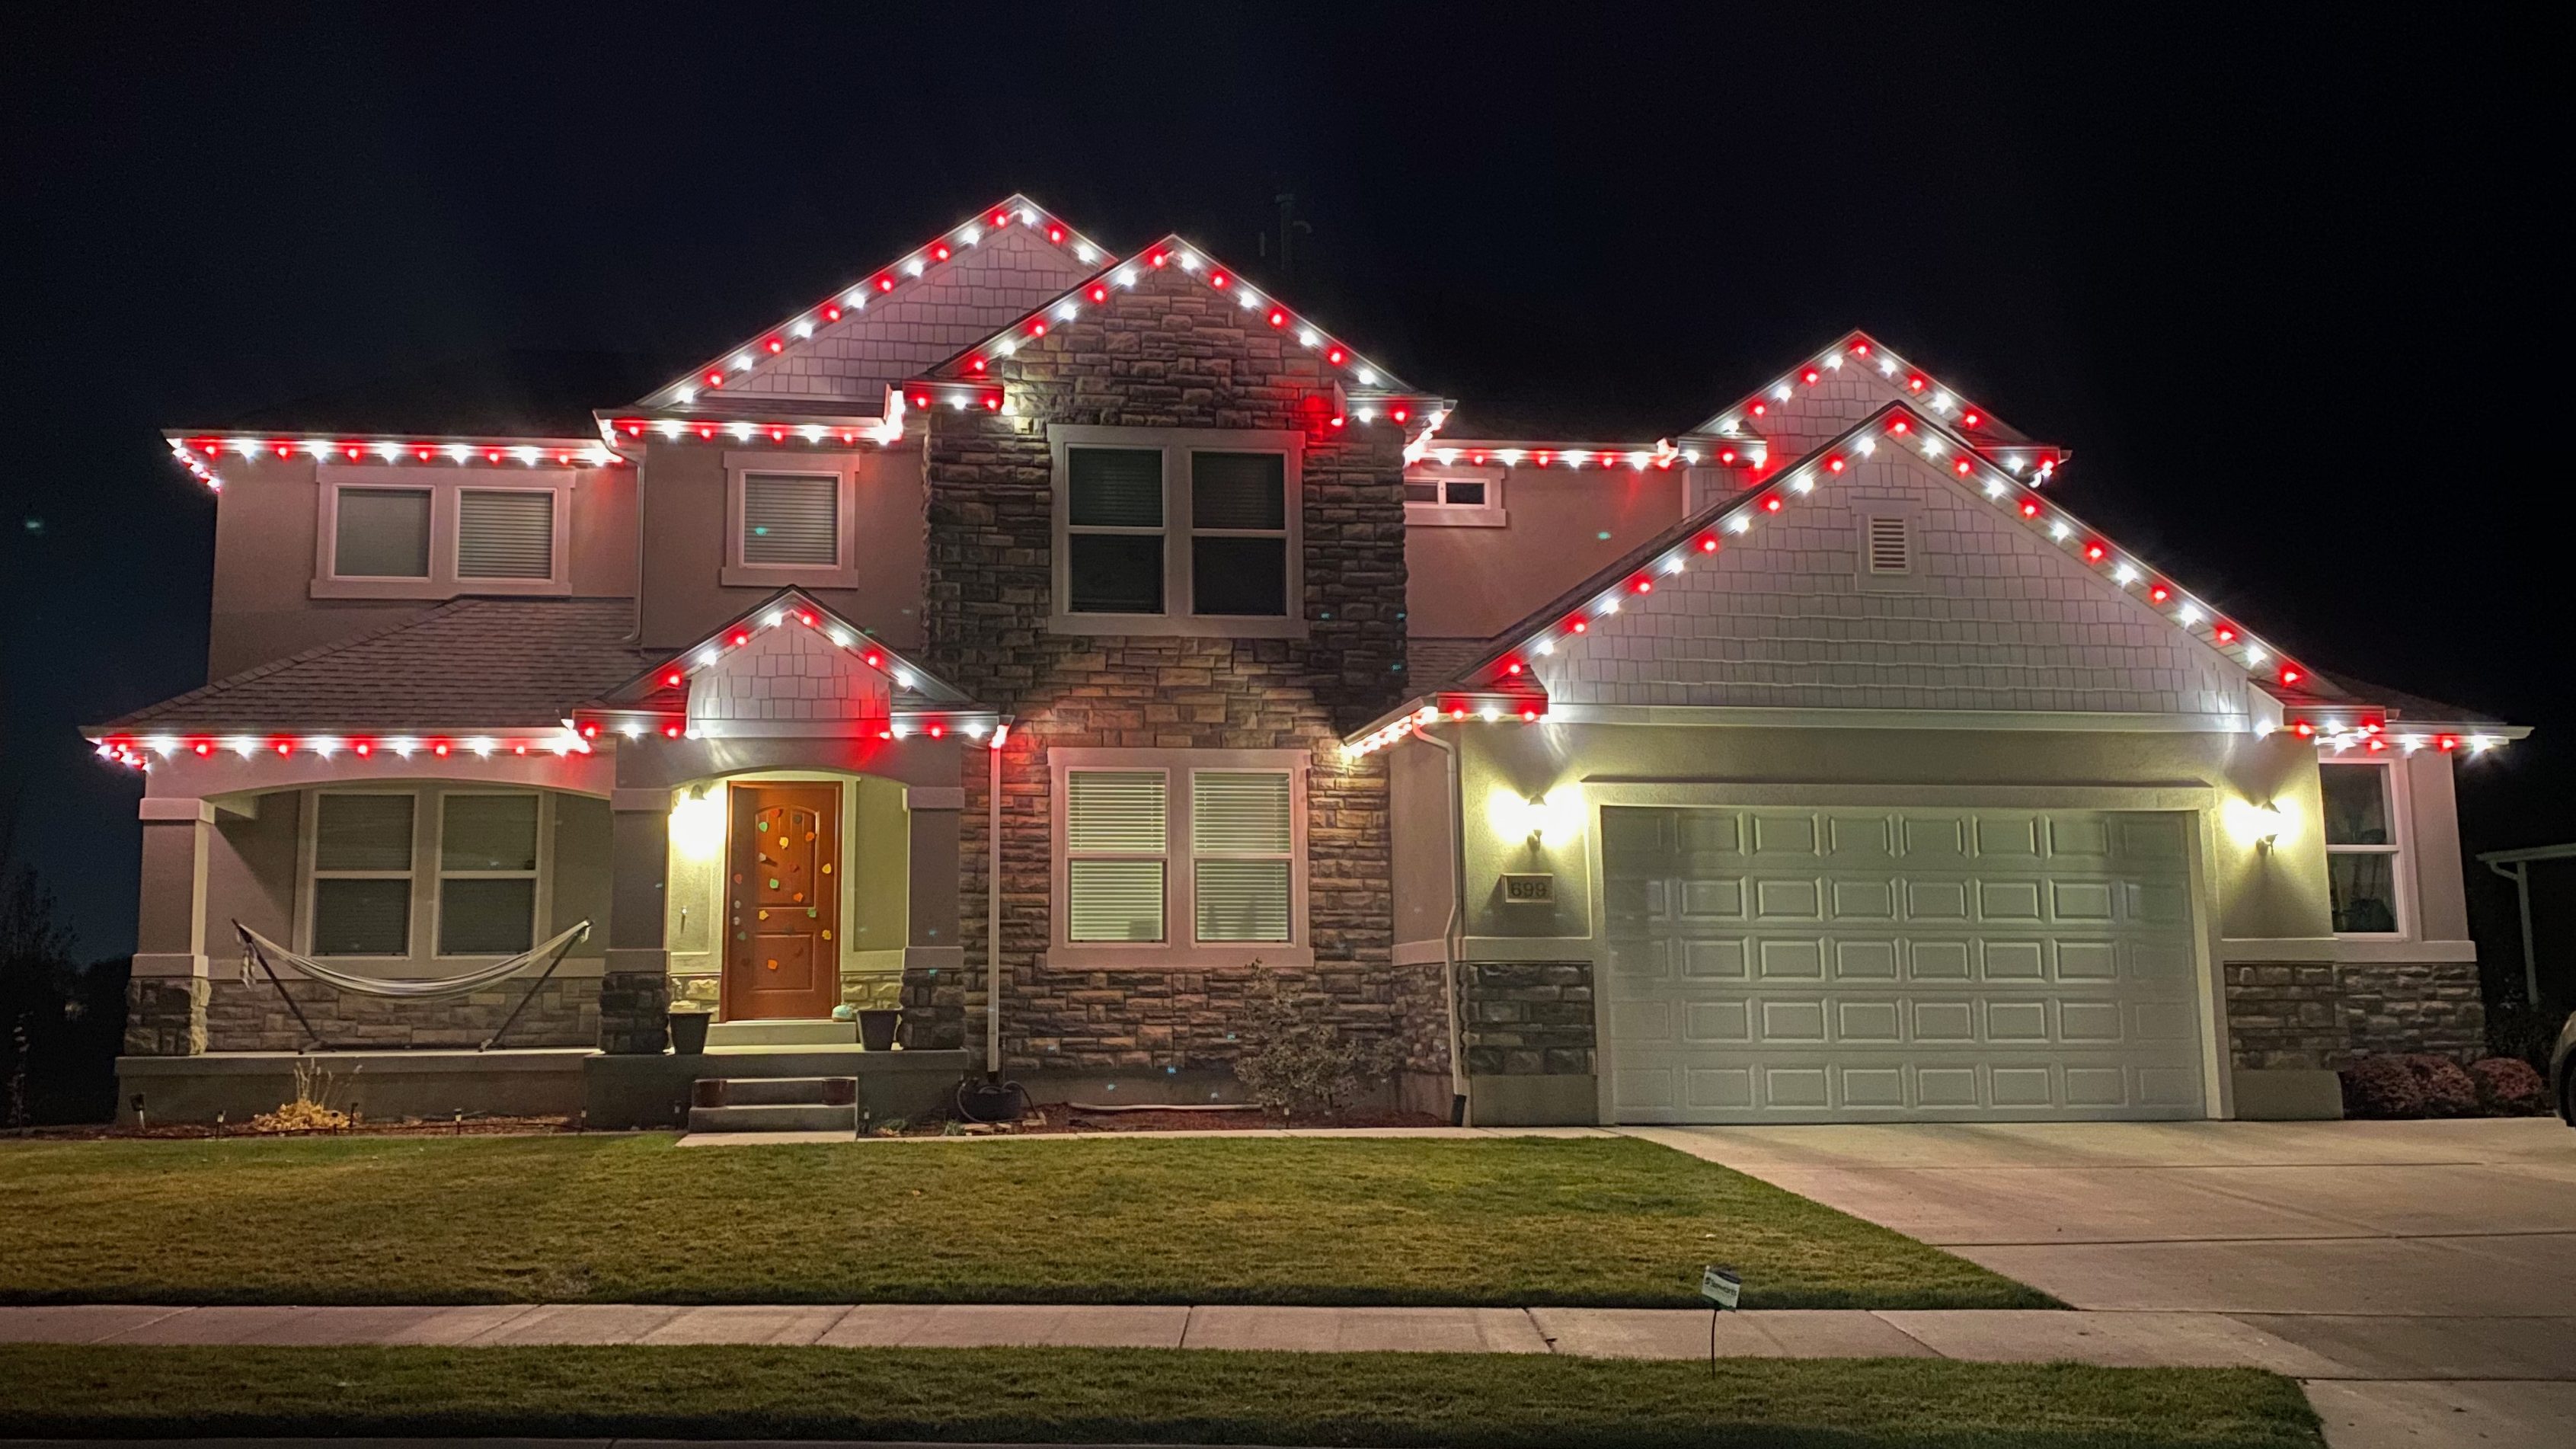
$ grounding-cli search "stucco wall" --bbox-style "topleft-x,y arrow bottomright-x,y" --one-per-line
632,443 -> 925,652
206,453 -> 635,680
1405,464 -> 1687,641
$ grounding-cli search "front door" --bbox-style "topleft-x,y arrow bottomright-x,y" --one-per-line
723,782 -> 843,1021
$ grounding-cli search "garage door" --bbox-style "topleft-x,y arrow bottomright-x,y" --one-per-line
1601,805 -> 2207,1122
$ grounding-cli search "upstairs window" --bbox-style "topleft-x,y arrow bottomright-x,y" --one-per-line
333,488 -> 433,578
2321,761 -> 2405,936
1051,427 -> 1304,637
724,453 -> 860,587
1403,466 -> 1506,527
315,469 -> 571,600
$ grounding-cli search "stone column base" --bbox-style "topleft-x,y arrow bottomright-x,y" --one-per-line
901,961 -> 965,1051
597,970 -> 670,1055
123,977 -> 210,1057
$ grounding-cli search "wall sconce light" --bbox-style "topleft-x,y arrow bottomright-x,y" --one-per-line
2223,797 -> 2290,851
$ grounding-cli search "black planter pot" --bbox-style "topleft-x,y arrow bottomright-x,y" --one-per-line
668,1011 -> 711,1055
858,1009 -> 901,1053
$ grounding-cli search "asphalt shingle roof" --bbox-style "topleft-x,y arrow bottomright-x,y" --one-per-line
103,599 -> 652,733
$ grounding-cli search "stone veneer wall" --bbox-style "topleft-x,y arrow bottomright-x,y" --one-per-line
1456,961 -> 1596,1076
596,971 -> 670,1055
194,978 -> 600,1053
124,980 -> 209,1057
2225,958 -> 2485,1068
920,263 -> 1434,1076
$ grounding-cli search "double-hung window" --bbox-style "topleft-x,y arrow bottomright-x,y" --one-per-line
1051,427 -> 1303,636
2320,761 -> 2405,936
1052,749 -> 1309,966
304,786 -> 551,963
315,468 -> 571,600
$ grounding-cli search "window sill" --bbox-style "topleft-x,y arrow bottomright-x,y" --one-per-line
312,577 -> 570,601
721,563 -> 861,590
1045,944 -> 1315,971
1048,613 -> 1309,639
1404,505 -> 1508,529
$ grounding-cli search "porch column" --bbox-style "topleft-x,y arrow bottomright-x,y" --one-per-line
600,786 -> 672,1054
901,785 -> 967,1052
126,798 -> 214,1057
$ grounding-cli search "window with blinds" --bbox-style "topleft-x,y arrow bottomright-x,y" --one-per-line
312,793 -> 415,955
1066,770 -> 1168,942
437,793 -> 540,955
333,488 -> 433,578
1191,771 -> 1293,942
456,491 -> 556,580
742,473 -> 840,566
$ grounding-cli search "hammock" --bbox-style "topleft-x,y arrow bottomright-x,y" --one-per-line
234,919 -> 593,1051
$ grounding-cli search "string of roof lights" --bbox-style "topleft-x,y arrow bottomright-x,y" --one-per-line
1702,335 -> 2063,485
1346,401 -> 2499,761
167,435 -> 624,494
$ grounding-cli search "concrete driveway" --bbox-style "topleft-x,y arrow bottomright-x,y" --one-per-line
1635,1118 -> 2576,1448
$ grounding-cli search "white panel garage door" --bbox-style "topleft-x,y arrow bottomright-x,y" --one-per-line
1602,805 -> 2207,1123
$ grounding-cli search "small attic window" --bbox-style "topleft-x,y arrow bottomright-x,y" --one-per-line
1865,515 -> 1911,574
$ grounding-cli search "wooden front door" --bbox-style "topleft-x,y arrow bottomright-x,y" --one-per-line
723,782 -> 843,1021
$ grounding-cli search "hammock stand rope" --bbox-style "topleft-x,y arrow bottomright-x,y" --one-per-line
232,919 -> 593,1053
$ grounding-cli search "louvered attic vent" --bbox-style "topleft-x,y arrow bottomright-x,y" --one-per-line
1865,515 -> 1911,574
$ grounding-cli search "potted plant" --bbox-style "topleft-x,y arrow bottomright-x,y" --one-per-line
667,1006 -> 712,1055
857,975 -> 902,1052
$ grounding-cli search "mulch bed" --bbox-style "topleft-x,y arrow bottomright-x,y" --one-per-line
8,1115 -> 582,1141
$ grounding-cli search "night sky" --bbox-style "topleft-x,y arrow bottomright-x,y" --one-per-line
3,8 -> 2564,961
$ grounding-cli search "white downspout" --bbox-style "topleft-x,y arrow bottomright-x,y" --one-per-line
985,724 -> 1008,1078
1414,727 -> 1471,1124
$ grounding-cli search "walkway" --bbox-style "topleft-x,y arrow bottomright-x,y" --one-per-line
1635,1117 -> 2576,1449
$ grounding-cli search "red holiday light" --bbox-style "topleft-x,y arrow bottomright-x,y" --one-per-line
1567,616 -> 1589,633
872,274 -> 896,293
1762,495 -> 1783,513
1801,367 -> 1820,385
661,723 -> 683,739
2149,584 -> 2172,603
822,304 -> 842,322
1827,456 -> 1846,473
704,371 -> 725,389
969,356 -> 989,373
662,669 -> 683,687
762,337 -> 784,354
351,740 -> 372,757
1749,401 -> 1768,417
1632,576 -> 1654,593
727,629 -> 750,648
2437,734 -> 2460,751
765,427 -> 785,443
1718,447 -> 1737,464
1697,536 -> 1720,552
1954,457 -> 1974,475
930,243 -> 951,262
431,740 -> 451,757
1520,707 -> 1541,722
1504,660 -> 1524,676
580,722 -> 599,739
1088,283 -> 1109,303
2280,666 -> 2303,686
1267,309 -> 1288,328
2084,543 -> 2108,562
1325,346 -> 1346,365
1889,418 -> 1910,434
863,651 -> 884,668
2021,500 -> 2041,517
1210,271 -> 1229,289
272,740 -> 292,756
2215,625 -> 2239,644
989,210 -> 1010,228
1047,223 -> 1065,243
2292,721 -> 2316,738
796,609 -> 819,627
1962,411 -> 1982,427
1850,341 -> 1871,357
1907,375 -> 1928,392
1147,250 -> 1168,267
1391,405 -> 1410,423
910,392 -> 931,409
928,722 -> 945,738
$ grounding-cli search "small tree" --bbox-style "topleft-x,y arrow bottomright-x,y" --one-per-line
1232,964 -> 1401,1121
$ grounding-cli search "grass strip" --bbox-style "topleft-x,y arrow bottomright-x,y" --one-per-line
0,1344 -> 2323,1447
0,1134 -> 2049,1308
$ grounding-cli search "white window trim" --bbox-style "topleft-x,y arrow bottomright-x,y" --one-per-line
312,465 -> 573,600
1047,424 -> 1307,638
1403,465 -> 1507,527
296,785 -> 558,973
723,449 -> 862,588
2319,756 -> 2415,940
1047,747 -> 1312,969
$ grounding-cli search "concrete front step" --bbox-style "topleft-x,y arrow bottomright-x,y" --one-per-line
686,1102 -> 858,1134
705,1075 -> 858,1107
706,1019 -> 856,1048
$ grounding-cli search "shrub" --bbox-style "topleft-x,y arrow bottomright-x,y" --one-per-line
1232,964 -> 1401,1121
2466,1056 -> 2549,1115
2340,1056 -> 2422,1118
2402,1054 -> 2480,1117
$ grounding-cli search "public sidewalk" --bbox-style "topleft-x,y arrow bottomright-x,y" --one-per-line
8,1300 -> 2571,1383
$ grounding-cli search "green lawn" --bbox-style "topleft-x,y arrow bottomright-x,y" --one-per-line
0,1134 -> 2047,1308
0,1345 -> 2322,1447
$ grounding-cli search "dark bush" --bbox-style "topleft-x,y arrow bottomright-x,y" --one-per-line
2339,1056 -> 2422,1118
2403,1054 -> 2480,1117
2466,1056 -> 2549,1115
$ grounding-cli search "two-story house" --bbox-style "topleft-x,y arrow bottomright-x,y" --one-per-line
93,194 -> 2521,1130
